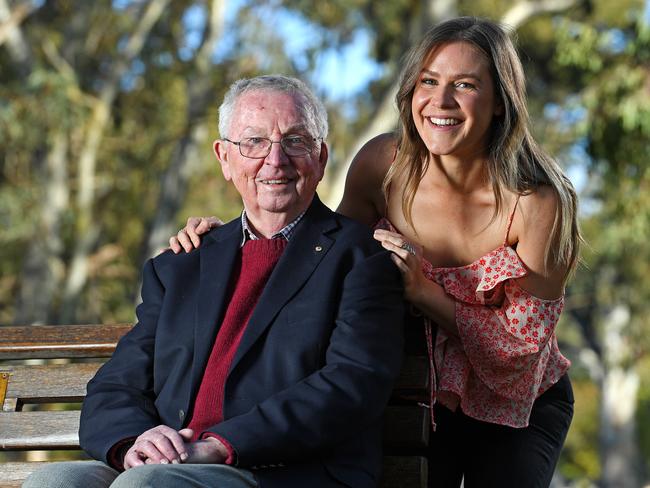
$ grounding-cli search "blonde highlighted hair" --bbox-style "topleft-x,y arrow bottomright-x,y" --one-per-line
384,16 -> 581,274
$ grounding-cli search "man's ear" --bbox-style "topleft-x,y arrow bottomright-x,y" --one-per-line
317,141 -> 328,180
214,140 -> 232,181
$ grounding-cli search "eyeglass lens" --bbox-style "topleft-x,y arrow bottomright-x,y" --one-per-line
239,137 -> 314,158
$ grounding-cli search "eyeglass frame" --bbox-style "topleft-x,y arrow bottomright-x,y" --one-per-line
222,135 -> 323,159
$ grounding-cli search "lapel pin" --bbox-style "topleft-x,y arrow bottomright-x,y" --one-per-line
314,245 -> 323,252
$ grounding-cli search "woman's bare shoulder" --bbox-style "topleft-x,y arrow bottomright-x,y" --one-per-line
337,133 -> 398,225
352,132 -> 398,176
518,186 -> 558,227
513,186 -> 566,298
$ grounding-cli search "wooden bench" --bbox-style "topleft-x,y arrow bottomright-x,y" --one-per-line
0,324 -> 430,488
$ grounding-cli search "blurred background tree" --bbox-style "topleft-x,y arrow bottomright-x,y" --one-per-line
1,0 -> 649,486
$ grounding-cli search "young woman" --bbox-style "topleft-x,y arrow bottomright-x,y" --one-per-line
171,17 -> 581,487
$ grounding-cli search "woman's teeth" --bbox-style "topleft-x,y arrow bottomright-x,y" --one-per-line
429,117 -> 460,126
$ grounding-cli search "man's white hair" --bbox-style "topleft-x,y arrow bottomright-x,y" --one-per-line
218,75 -> 328,140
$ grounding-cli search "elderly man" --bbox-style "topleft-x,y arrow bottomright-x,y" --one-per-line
23,75 -> 404,488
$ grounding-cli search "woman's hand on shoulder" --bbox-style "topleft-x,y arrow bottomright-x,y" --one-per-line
169,216 -> 224,254
336,133 -> 397,226
514,187 -> 567,299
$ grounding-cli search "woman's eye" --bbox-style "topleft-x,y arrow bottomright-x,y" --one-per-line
456,82 -> 475,89
421,78 -> 436,86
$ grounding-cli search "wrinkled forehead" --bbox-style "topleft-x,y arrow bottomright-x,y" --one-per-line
229,89 -> 311,136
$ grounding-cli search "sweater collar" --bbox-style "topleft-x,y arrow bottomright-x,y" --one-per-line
240,209 -> 306,246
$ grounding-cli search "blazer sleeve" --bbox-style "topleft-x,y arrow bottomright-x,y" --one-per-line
207,250 -> 404,467
79,258 -> 163,463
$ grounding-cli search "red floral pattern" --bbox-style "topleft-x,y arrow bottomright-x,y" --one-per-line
376,218 -> 570,428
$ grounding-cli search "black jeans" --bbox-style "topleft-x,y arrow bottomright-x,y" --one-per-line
427,374 -> 574,488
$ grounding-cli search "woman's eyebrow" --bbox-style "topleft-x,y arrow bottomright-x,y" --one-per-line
421,68 -> 482,81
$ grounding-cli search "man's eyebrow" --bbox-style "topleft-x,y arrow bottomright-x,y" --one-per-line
283,124 -> 311,134
421,68 -> 483,81
239,124 -> 311,135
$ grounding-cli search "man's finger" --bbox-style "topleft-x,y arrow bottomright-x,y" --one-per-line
178,428 -> 194,441
151,434 -> 182,463
161,430 -> 189,462
134,439 -> 170,464
123,449 -> 145,469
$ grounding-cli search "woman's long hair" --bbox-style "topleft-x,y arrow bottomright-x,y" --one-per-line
384,16 -> 581,274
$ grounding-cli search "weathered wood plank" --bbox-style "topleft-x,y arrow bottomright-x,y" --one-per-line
383,406 -> 430,449
1,407 -> 428,451
0,411 -> 79,450
1,363 -> 102,408
0,325 -> 131,360
0,358 -> 425,408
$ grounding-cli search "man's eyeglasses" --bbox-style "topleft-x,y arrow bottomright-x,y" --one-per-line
223,136 -> 322,159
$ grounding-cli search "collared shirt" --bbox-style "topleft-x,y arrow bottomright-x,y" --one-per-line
240,209 -> 306,246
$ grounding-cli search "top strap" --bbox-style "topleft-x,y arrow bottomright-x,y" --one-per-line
503,194 -> 521,246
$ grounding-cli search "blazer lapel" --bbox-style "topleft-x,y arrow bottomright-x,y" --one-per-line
229,197 -> 339,373
190,221 -> 242,396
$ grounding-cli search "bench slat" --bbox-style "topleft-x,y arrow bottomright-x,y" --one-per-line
1,407 -> 427,451
0,456 -> 427,488
0,325 -> 131,360
0,411 -> 79,450
1,361 -> 426,407
1,363 -> 102,409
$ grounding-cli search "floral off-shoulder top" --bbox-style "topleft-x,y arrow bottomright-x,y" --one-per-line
375,202 -> 570,428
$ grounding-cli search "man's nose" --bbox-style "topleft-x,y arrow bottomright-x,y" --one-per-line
264,141 -> 289,166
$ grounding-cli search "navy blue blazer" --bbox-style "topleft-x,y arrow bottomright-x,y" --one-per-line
80,196 -> 405,488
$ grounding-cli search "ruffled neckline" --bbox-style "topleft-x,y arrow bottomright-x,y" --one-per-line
375,217 -> 533,304
376,217 -> 523,273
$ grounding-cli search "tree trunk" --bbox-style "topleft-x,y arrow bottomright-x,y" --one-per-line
0,0 -> 34,74
600,305 -> 642,487
323,0 -> 441,208
141,0 -> 226,262
13,133 -> 69,324
59,0 -> 171,323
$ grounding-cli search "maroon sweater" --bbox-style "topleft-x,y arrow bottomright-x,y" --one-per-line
187,238 -> 288,438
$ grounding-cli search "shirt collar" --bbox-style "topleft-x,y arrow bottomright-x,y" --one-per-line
240,209 -> 306,246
